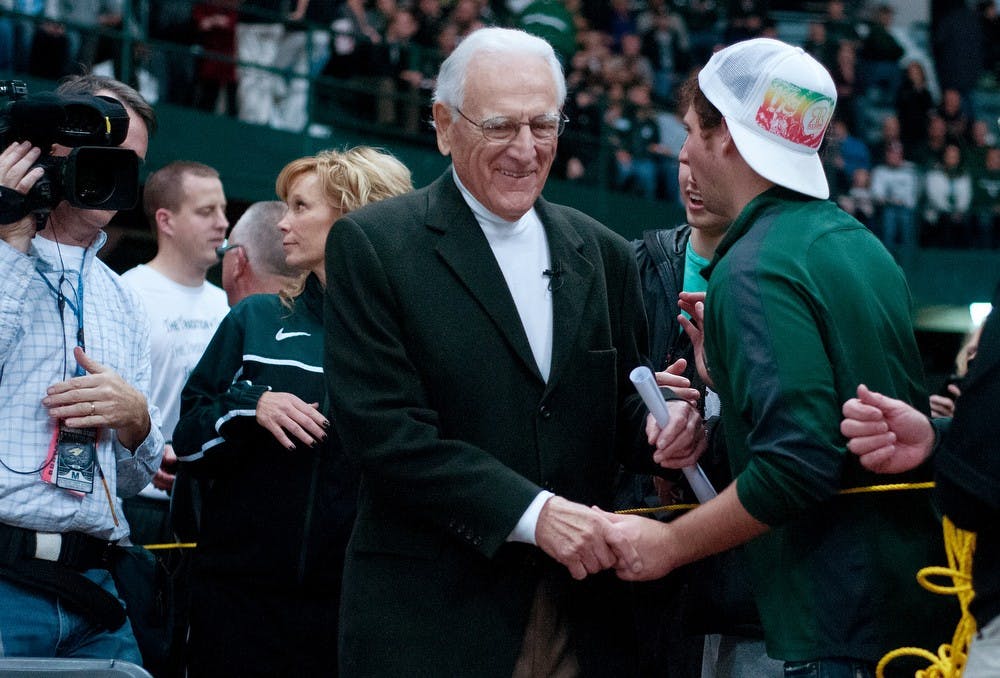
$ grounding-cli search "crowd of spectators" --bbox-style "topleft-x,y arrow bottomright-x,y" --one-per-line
4,0 -> 1000,250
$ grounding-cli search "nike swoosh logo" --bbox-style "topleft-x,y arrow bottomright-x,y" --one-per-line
275,328 -> 311,341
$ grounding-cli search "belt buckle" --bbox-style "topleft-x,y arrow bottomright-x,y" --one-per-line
34,532 -> 62,562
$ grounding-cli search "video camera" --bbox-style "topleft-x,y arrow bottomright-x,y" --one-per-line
0,80 -> 140,215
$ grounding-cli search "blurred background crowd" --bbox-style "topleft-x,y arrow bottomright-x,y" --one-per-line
2,0 -> 1000,255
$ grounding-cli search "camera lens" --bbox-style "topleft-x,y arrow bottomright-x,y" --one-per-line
64,147 -> 139,210
75,165 -> 116,206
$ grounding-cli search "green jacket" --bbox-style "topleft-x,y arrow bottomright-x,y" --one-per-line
174,275 -> 357,593
703,187 -> 957,663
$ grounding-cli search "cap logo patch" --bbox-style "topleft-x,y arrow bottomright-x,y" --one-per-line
754,78 -> 834,149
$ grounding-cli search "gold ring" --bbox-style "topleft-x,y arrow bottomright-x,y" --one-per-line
90,402 -> 96,415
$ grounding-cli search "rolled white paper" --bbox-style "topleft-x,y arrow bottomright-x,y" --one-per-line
629,366 -> 717,504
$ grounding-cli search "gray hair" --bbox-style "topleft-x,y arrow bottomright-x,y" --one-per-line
229,201 -> 299,278
432,27 -> 566,116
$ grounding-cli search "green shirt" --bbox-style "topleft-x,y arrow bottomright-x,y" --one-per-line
702,187 -> 957,663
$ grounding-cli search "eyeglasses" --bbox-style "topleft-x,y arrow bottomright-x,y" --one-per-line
455,108 -> 569,143
215,240 -> 244,261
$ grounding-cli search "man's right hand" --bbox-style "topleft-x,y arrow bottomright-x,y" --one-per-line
646,400 -> 706,469
840,383 -> 935,473
602,511 -> 674,581
0,141 -> 45,252
535,496 -> 640,580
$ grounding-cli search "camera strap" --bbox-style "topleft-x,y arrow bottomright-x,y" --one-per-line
0,185 -> 31,225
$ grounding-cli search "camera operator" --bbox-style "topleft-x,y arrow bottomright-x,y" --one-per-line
0,74 -> 163,663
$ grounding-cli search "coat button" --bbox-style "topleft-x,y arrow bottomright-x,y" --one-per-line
538,405 -> 552,420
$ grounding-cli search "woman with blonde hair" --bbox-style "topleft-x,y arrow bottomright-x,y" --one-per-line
173,147 -> 412,677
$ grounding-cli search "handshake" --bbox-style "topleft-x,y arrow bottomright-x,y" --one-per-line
534,385 -> 710,583
535,496 -> 676,583
535,358 -> 714,581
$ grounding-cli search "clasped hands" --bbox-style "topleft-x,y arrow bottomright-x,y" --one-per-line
535,370 -> 704,583
534,496 -> 679,583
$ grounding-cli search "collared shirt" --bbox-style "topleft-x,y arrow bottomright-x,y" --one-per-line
0,232 -> 163,542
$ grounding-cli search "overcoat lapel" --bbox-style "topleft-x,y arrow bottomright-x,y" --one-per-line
428,175 -> 543,381
536,198 -> 595,392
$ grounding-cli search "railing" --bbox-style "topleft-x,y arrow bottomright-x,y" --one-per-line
0,3 -> 635,201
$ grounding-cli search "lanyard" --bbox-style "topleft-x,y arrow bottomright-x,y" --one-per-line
37,248 -> 88,377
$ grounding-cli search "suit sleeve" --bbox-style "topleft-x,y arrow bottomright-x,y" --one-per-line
323,216 -> 542,558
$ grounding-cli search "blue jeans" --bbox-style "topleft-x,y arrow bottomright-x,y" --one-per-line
0,569 -> 142,663
784,658 -> 875,678
702,634 -> 784,678
965,613 -> 1000,677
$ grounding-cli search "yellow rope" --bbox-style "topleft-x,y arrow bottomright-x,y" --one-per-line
615,480 -> 935,515
876,516 -> 977,678
615,503 -> 700,515
142,542 -> 197,550
838,481 -> 935,495
617,482 -> 978,677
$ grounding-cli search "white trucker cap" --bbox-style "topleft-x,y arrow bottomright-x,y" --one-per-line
698,38 -> 837,199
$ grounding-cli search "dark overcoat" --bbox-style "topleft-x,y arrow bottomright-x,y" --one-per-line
323,171 -> 651,677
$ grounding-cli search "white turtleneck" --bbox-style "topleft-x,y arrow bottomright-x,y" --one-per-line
453,169 -> 554,382
453,170 -> 555,545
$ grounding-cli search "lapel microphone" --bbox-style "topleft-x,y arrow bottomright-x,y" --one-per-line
542,264 -> 564,292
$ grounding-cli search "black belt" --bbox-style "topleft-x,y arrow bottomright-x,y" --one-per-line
0,521 -> 127,630
0,521 -> 120,571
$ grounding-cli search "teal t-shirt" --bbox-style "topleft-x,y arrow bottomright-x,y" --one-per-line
679,239 -> 710,326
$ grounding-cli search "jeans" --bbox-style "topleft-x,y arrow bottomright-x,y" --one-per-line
784,658 -> 875,678
0,569 -> 142,663
964,613 -> 1000,678
702,634 -> 784,678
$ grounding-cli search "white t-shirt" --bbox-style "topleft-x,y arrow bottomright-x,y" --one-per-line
122,264 -> 229,500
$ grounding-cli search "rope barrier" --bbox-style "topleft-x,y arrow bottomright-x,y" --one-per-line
143,482 -> 976,676
136,479 -> 976,678
614,480 -> 935,515
615,481 -> 978,678
876,517 -> 977,678
615,503 -> 700,515
838,481 -> 935,495
142,542 -> 197,551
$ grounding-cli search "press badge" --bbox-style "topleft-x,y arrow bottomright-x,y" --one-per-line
53,425 -> 97,493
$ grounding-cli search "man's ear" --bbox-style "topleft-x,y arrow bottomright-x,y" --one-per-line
432,102 -> 453,156
232,246 -> 248,279
718,118 -> 737,155
154,208 -> 174,237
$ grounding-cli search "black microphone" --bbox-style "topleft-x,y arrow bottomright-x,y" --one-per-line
542,264 -> 564,291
